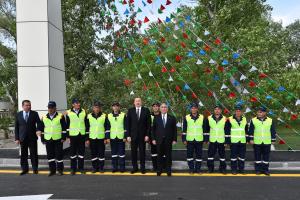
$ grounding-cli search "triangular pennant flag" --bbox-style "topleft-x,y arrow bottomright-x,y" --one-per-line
245,107 -> 251,113
196,38 -> 202,43
199,50 -> 206,55
174,25 -> 179,30
122,0 -> 127,4
164,58 -> 169,63
242,88 -> 250,94
204,30 -> 210,35
124,9 -> 130,15
296,99 -> 300,106
117,57 -> 123,63
144,16 -> 150,23
221,84 -> 228,90
168,76 -> 173,82
166,0 -> 172,5
161,66 -> 168,73
165,17 -> 171,23
279,139 -> 286,145
199,101 -> 204,107
155,57 -> 161,64
142,1 -> 146,6
137,7 -> 142,13
192,92 -> 198,99
187,51 -> 194,57
183,32 -> 189,39
209,59 -> 215,64
137,73 -> 142,79
185,15 -> 191,21
232,53 -> 240,59
129,0 -> 134,4
183,84 -> 190,90
170,67 -> 176,72
130,91 -> 135,95
147,0 -> 152,3
240,74 -> 247,81
149,71 -> 153,77
173,34 -> 178,39
158,8 -> 163,14
160,4 -> 165,10
196,59 -> 203,65
221,59 -> 229,65
158,18 -> 162,23
175,55 -> 182,62
277,117 -> 284,122
283,107 -> 289,113
249,66 -> 258,72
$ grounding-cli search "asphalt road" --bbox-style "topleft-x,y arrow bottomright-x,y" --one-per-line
0,171 -> 299,200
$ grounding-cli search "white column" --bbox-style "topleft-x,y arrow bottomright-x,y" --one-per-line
16,0 -> 67,155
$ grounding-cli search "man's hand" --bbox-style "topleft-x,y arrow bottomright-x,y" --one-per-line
15,140 -> 20,145
152,140 -> 156,145
172,141 -> 177,145
85,140 -> 90,147
250,140 -> 254,145
123,139 -> 127,142
61,139 -> 65,143
66,138 -> 70,144
105,139 -> 110,144
144,136 -> 149,142
183,141 -> 187,145
127,137 -> 131,143
36,131 -> 42,137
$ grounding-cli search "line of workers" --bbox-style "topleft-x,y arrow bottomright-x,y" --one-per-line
22,98 -> 276,176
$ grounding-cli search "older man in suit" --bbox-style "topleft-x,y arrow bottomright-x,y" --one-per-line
15,100 -> 41,175
152,103 -> 177,176
127,97 -> 151,174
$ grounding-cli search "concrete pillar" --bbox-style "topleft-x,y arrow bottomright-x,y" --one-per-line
16,0 -> 67,155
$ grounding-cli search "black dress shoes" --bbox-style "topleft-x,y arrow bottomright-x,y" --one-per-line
20,170 -> 28,176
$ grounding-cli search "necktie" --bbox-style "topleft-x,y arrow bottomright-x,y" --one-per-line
163,114 -> 166,127
25,113 -> 29,122
136,108 -> 140,120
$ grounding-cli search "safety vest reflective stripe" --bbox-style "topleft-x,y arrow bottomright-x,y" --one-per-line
88,113 -> 106,139
186,114 -> 204,142
67,109 -> 86,136
43,113 -> 62,140
108,112 -> 125,139
208,116 -> 226,143
229,116 -> 247,143
252,117 -> 272,144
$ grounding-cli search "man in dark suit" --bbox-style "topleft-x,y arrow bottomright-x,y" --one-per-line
152,103 -> 177,176
15,100 -> 41,175
127,97 -> 151,174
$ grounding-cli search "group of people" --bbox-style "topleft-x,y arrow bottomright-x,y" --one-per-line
14,97 -> 276,177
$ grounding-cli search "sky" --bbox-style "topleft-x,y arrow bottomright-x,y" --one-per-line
114,0 -> 300,28
268,0 -> 300,26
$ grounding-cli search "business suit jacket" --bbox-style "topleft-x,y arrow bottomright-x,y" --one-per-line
151,114 -> 177,144
127,106 -> 151,141
15,111 -> 41,142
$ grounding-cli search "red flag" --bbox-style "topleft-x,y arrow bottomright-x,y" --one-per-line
291,114 -> 298,121
218,66 -> 224,72
224,108 -> 230,115
250,97 -> 258,102
158,18 -> 162,24
259,73 -> 268,78
124,79 -> 132,86
170,67 -> 176,73
204,44 -> 211,51
161,66 -> 168,73
129,0 -> 134,3
175,55 -> 182,62
183,32 -> 188,39
208,91 -> 213,97
214,38 -> 222,45
161,37 -> 166,43
180,42 -> 186,48
155,82 -> 160,88
144,17 -> 150,23
138,20 -> 142,26
157,49 -> 162,55
279,139 -> 286,144
143,38 -> 149,45
123,0 -> 127,4
143,84 -> 148,90
204,110 -> 211,117
228,92 -> 236,99
147,0 -> 152,3
204,67 -> 212,74
249,80 -> 256,87
192,92 -> 198,99
166,0 -> 172,5
129,19 -> 135,26
160,5 -> 165,10
285,124 -> 292,129
175,85 -> 181,91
